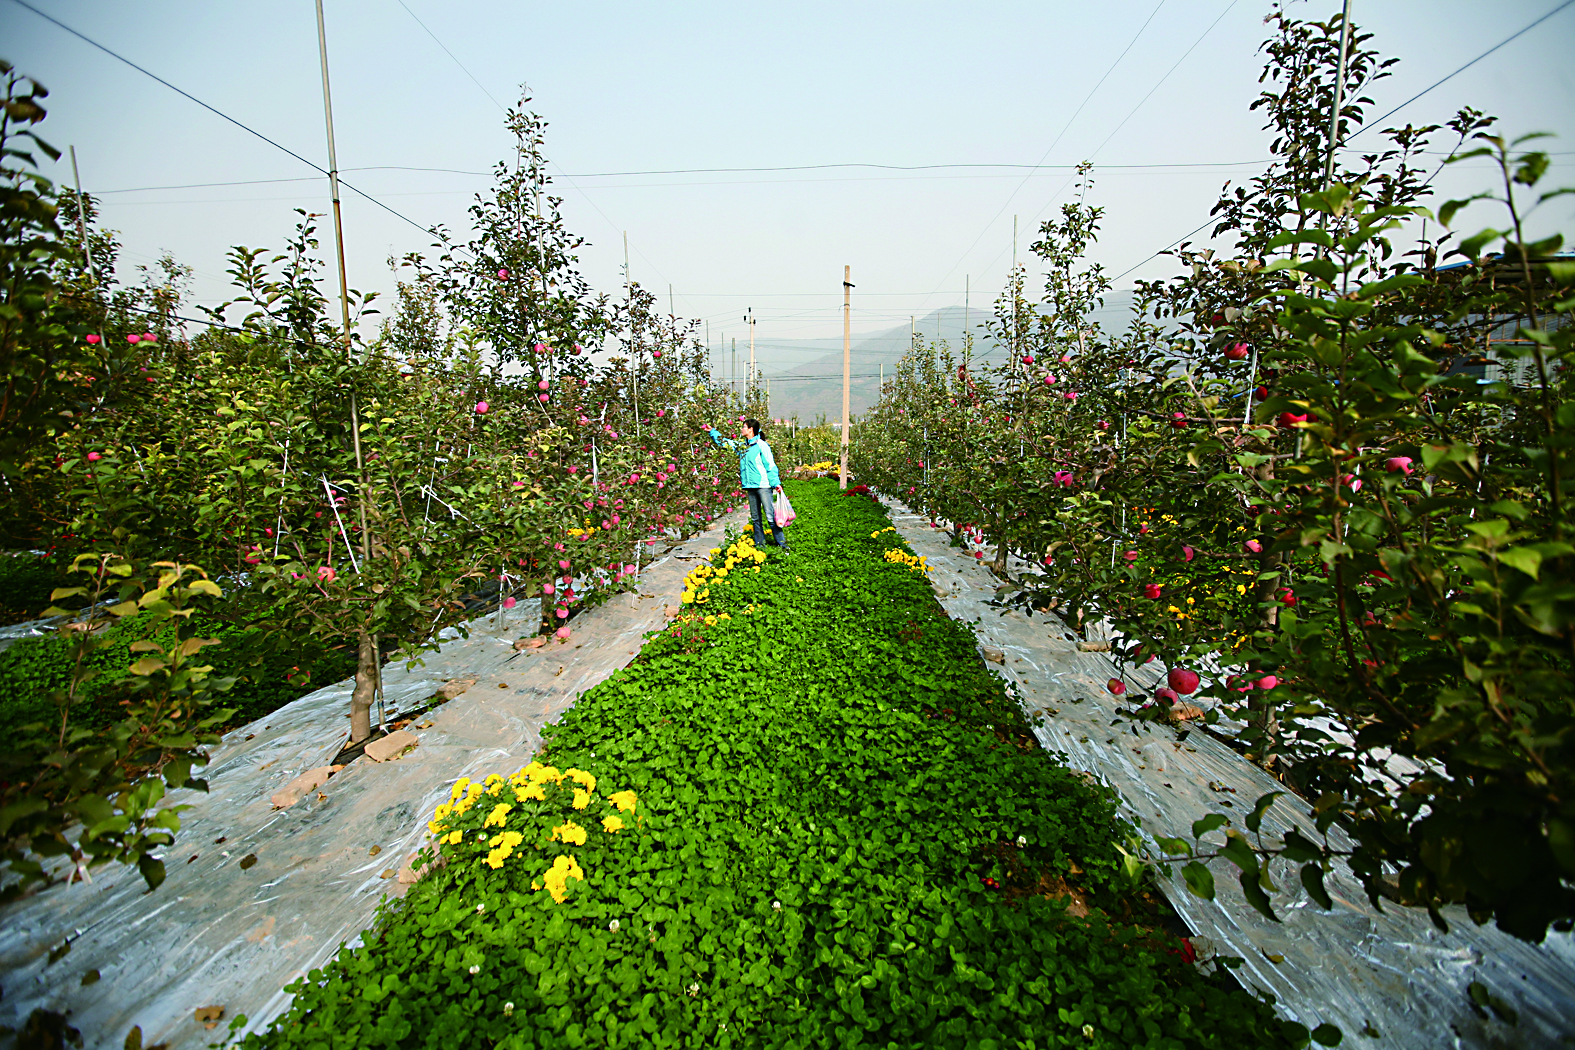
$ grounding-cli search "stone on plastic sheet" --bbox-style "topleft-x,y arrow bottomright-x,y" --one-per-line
436,676 -> 477,699
269,764 -> 343,808
876,494 -> 1575,1050
362,730 -> 419,763
980,644 -> 1005,664
0,506 -> 751,1050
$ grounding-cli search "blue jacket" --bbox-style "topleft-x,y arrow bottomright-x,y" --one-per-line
709,429 -> 781,489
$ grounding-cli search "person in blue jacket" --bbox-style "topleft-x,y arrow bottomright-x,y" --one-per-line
703,417 -> 791,553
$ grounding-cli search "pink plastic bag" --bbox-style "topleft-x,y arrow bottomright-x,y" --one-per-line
774,490 -> 796,528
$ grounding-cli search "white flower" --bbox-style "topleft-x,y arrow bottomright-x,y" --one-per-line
608,919 -> 620,932
687,982 -> 699,996
469,964 -> 480,975
503,1002 -> 515,1017
476,902 -> 486,913
772,900 -> 782,911
1016,835 -> 1028,848
1083,1023 -> 1095,1038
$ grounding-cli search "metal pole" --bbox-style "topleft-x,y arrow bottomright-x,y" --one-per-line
315,0 -> 382,729
68,147 -> 105,345
625,231 -> 637,433
1324,0 -> 1354,190
840,265 -> 852,489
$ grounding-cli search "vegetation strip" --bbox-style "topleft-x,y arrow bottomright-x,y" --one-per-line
241,479 -> 1301,1049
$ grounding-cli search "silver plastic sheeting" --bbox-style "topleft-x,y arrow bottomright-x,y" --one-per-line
0,513 -> 746,1050
882,502 -> 1575,1050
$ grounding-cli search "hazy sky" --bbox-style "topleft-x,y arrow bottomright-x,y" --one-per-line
5,0 -> 1572,374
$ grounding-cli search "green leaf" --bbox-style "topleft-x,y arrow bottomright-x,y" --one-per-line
1246,792 -> 1284,835
1153,835 -> 1192,857
1311,1022 -> 1344,1045
1496,547 -> 1542,579
1180,861 -> 1216,900
1438,192 -> 1490,227
137,852 -> 166,892
1239,867 -> 1280,922
1300,863 -> 1334,910
1192,813 -> 1228,840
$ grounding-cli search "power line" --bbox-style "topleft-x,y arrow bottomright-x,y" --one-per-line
1352,0 -> 1575,138
393,0 -> 508,113
913,0 -> 1171,316
1105,0 -> 1575,287
8,0 -> 461,253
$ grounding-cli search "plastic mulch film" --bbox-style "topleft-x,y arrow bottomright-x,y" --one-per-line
882,501 -> 1575,1050
0,512 -> 747,1050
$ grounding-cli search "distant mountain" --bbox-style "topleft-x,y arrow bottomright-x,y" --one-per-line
752,291 -> 1149,422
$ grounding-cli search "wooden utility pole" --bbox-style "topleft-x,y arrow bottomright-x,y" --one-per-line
315,0 -> 381,740
840,265 -> 852,489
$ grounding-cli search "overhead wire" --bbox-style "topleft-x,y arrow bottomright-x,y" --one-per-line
1105,0 -> 1575,287
909,0 -> 1171,318
6,0 -> 470,256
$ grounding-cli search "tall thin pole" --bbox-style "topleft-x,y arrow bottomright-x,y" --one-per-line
1324,0 -> 1354,190
68,148 -> 98,286
315,0 -> 381,729
747,307 -> 755,390
840,265 -> 852,489
625,231 -> 638,432
731,337 -> 736,396
68,148 -> 104,346
965,274 -> 970,352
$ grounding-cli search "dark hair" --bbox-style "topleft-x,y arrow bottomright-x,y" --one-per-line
744,417 -> 763,437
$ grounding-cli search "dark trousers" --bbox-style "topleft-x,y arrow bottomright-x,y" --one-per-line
747,487 -> 787,548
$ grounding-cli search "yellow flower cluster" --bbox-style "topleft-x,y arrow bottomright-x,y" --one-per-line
682,535 -> 767,605
566,526 -> 599,538
422,762 -> 638,900
870,526 -> 898,539
881,547 -> 931,575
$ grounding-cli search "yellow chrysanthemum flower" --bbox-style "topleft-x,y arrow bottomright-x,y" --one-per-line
483,802 -> 513,828
602,814 -> 626,833
539,854 -> 584,903
704,615 -> 717,626
485,830 -> 524,869
446,829 -> 463,844
607,790 -> 638,813
552,820 -> 588,845
681,590 -> 696,604
567,768 -> 596,792
518,781 -> 546,801
572,788 -> 591,810
450,777 -> 472,801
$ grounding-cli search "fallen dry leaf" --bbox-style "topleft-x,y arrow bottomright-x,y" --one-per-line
368,845 -> 382,856
193,1005 -> 223,1023
239,854 -> 257,870
380,869 -> 396,879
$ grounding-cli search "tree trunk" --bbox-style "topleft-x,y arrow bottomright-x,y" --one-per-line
992,502 -> 1010,575
349,631 -> 377,744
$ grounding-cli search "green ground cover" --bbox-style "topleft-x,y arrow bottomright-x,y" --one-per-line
240,480 -> 1299,1049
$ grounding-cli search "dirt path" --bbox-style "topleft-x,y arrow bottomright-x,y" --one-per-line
0,512 -> 746,1050
882,500 -> 1575,1050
